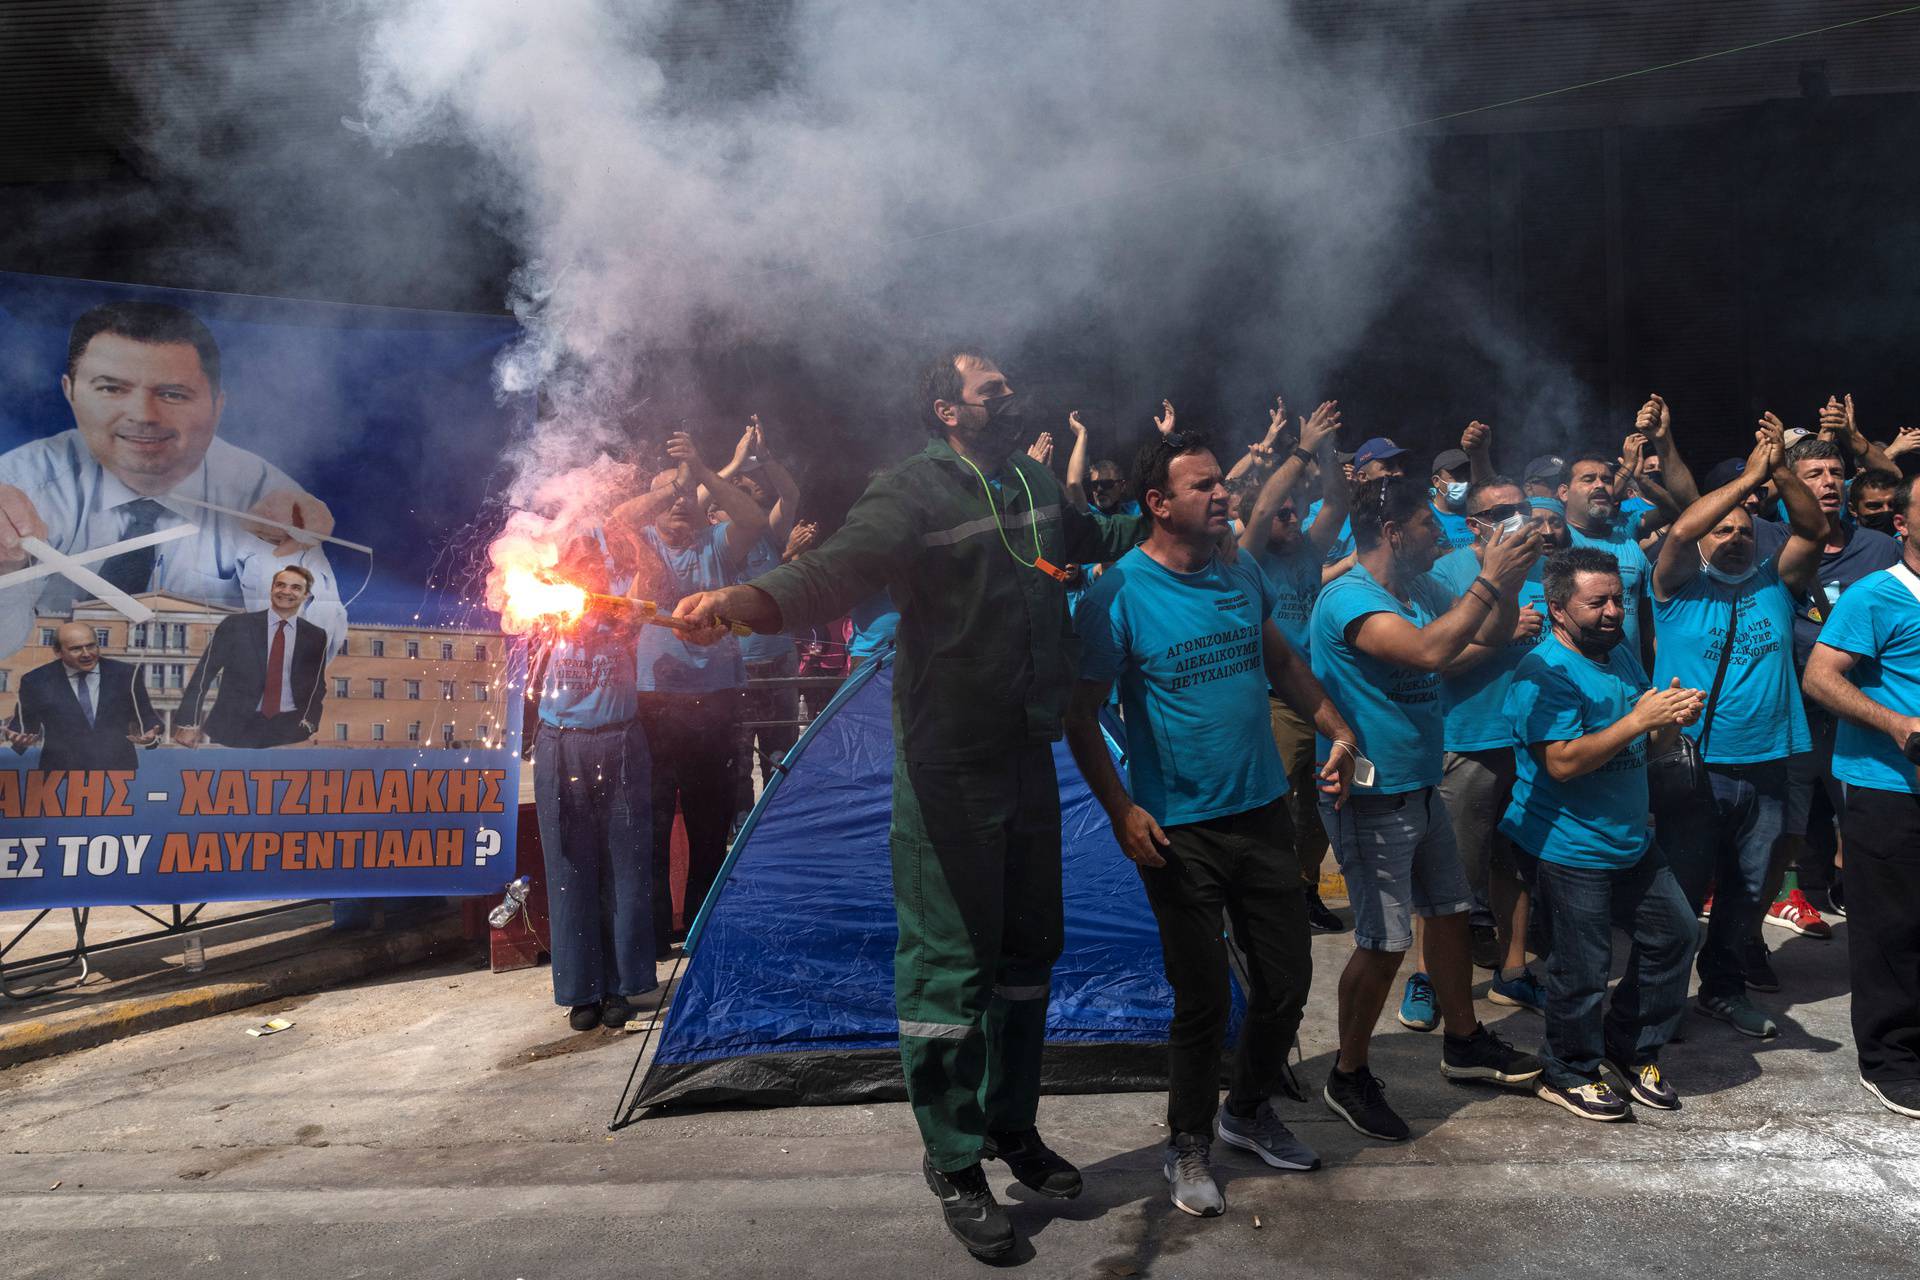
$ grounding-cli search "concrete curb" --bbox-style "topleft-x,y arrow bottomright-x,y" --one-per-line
0,913 -> 476,1071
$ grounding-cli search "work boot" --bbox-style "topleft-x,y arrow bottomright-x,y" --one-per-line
982,1127 -> 1082,1198
567,1004 -> 601,1032
922,1157 -> 1014,1259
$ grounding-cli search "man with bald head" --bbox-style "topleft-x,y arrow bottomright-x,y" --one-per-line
0,300 -> 345,655
7,622 -> 160,772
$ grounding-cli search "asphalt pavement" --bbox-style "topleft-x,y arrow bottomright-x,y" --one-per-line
2,916 -> 1916,1279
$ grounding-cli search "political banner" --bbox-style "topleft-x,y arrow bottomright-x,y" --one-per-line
0,271 -> 528,909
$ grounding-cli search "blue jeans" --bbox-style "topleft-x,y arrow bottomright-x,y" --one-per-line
1657,761 -> 1787,1001
1532,848 -> 1694,1088
534,720 -> 656,1007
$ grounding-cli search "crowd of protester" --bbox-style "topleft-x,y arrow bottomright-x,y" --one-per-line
527,350 -> 1920,1258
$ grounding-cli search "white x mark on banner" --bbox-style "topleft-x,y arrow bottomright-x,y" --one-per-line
0,527 -> 197,623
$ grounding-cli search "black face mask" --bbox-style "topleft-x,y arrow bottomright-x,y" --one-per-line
1859,510 -> 1898,537
1564,615 -> 1625,658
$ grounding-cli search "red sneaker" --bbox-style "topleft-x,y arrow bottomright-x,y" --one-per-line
1765,889 -> 1833,940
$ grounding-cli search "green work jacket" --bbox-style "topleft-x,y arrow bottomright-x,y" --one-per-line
751,438 -> 1145,763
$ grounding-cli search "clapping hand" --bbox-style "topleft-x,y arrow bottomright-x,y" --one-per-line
1460,419 -> 1492,455
1479,523 -> 1545,591
1027,432 -> 1055,465
1634,678 -> 1706,731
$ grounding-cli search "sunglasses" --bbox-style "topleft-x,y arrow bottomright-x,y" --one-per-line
1088,479 -> 1123,491
1272,506 -> 1299,522
1470,502 -> 1528,523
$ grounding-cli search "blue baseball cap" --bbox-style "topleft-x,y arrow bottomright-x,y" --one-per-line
1351,437 -> 1410,469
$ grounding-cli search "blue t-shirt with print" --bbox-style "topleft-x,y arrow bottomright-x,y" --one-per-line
1431,546 -> 1549,752
538,615 -> 640,729
1502,639 -> 1653,869
634,522 -> 746,693
738,535 -> 795,665
1568,522 -> 1652,654
1255,541 -> 1322,655
1077,547 -> 1286,827
1651,560 -> 1809,764
1308,562 -> 1453,794
1816,569 -> 1920,795
1431,503 -> 1474,554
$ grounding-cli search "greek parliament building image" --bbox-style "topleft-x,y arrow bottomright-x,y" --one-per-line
0,592 -> 513,751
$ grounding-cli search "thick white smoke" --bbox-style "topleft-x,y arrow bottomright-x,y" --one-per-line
351,0 -> 1431,514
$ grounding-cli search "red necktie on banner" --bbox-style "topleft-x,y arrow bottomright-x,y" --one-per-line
260,619 -> 286,715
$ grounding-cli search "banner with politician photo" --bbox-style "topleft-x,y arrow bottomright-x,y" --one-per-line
0,270 -> 527,908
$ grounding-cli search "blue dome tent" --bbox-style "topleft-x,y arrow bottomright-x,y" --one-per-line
616,651 -> 1190,1119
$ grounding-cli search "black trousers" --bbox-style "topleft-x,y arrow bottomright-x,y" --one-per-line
635,690 -> 742,946
1842,785 -> 1920,1086
1137,798 -> 1311,1137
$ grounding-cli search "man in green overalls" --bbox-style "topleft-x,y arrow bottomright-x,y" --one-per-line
676,349 -> 1145,1259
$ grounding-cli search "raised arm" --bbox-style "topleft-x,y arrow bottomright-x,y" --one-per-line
1821,395 -> 1897,476
1461,419 -> 1496,486
1637,394 -> 1699,509
1767,419 -> 1831,595
1653,427 -> 1776,600
752,421 -> 802,546
1621,432 -> 1682,538
1240,400 -> 1339,555
677,433 -> 769,574
1063,411 -> 1091,509
1349,527 -> 1541,674
1227,397 -> 1287,484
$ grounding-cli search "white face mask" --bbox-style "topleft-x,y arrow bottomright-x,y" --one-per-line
1439,481 -> 1469,505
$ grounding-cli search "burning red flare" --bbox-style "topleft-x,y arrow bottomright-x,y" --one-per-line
487,522 -> 586,633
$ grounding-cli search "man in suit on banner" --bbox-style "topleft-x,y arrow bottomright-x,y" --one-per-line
6,621 -> 162,772
174,565 -> 329,749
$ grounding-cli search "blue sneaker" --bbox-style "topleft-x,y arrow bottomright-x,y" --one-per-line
1488,968 -> 1546,1014
1397,971 -> 1437,1032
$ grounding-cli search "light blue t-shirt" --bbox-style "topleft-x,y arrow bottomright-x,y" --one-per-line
738,535 -> 795,665
1303,500 -> 1354,564
1817,569 -> 1920,795
1255,541 -> 1322,655
1501,639 -> 1653,869
1619,494 -> 1655,531
1077,547 -> 1286,827
1651,561 -> 1809,764
1431,503 -> 1474,554
1568,522 -> 1652,654
634,522 -> 746,693
538,615 -> 640,729
1431,546 -> 1549,752
1308,562 -> 1453,794
847,589 -> 899,664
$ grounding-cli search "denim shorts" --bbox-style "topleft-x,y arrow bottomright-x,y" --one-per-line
1319,786 -> 1473,952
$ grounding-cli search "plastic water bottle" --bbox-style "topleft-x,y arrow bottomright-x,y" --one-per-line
182,932 -> 206,973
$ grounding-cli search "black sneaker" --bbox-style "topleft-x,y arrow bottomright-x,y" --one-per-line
922,1157 -> 1014,1259
1744,938 -> 1782,993
600,996 -> 635,1030
1860,1075 -> 1920,1120
1470,923 -> 1501,971
1323,1064 -> 1410,1141
982,1127 -> 1082,1199
1604,1058 -> 1681,1111
1440,1022 -> 1543,1086
568,1003 -> 601,1032
1305,891 -> 1347,934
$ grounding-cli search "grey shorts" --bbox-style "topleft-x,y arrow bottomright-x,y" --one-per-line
1319,786 -> 1473,953
1438,748 -> 1522,894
